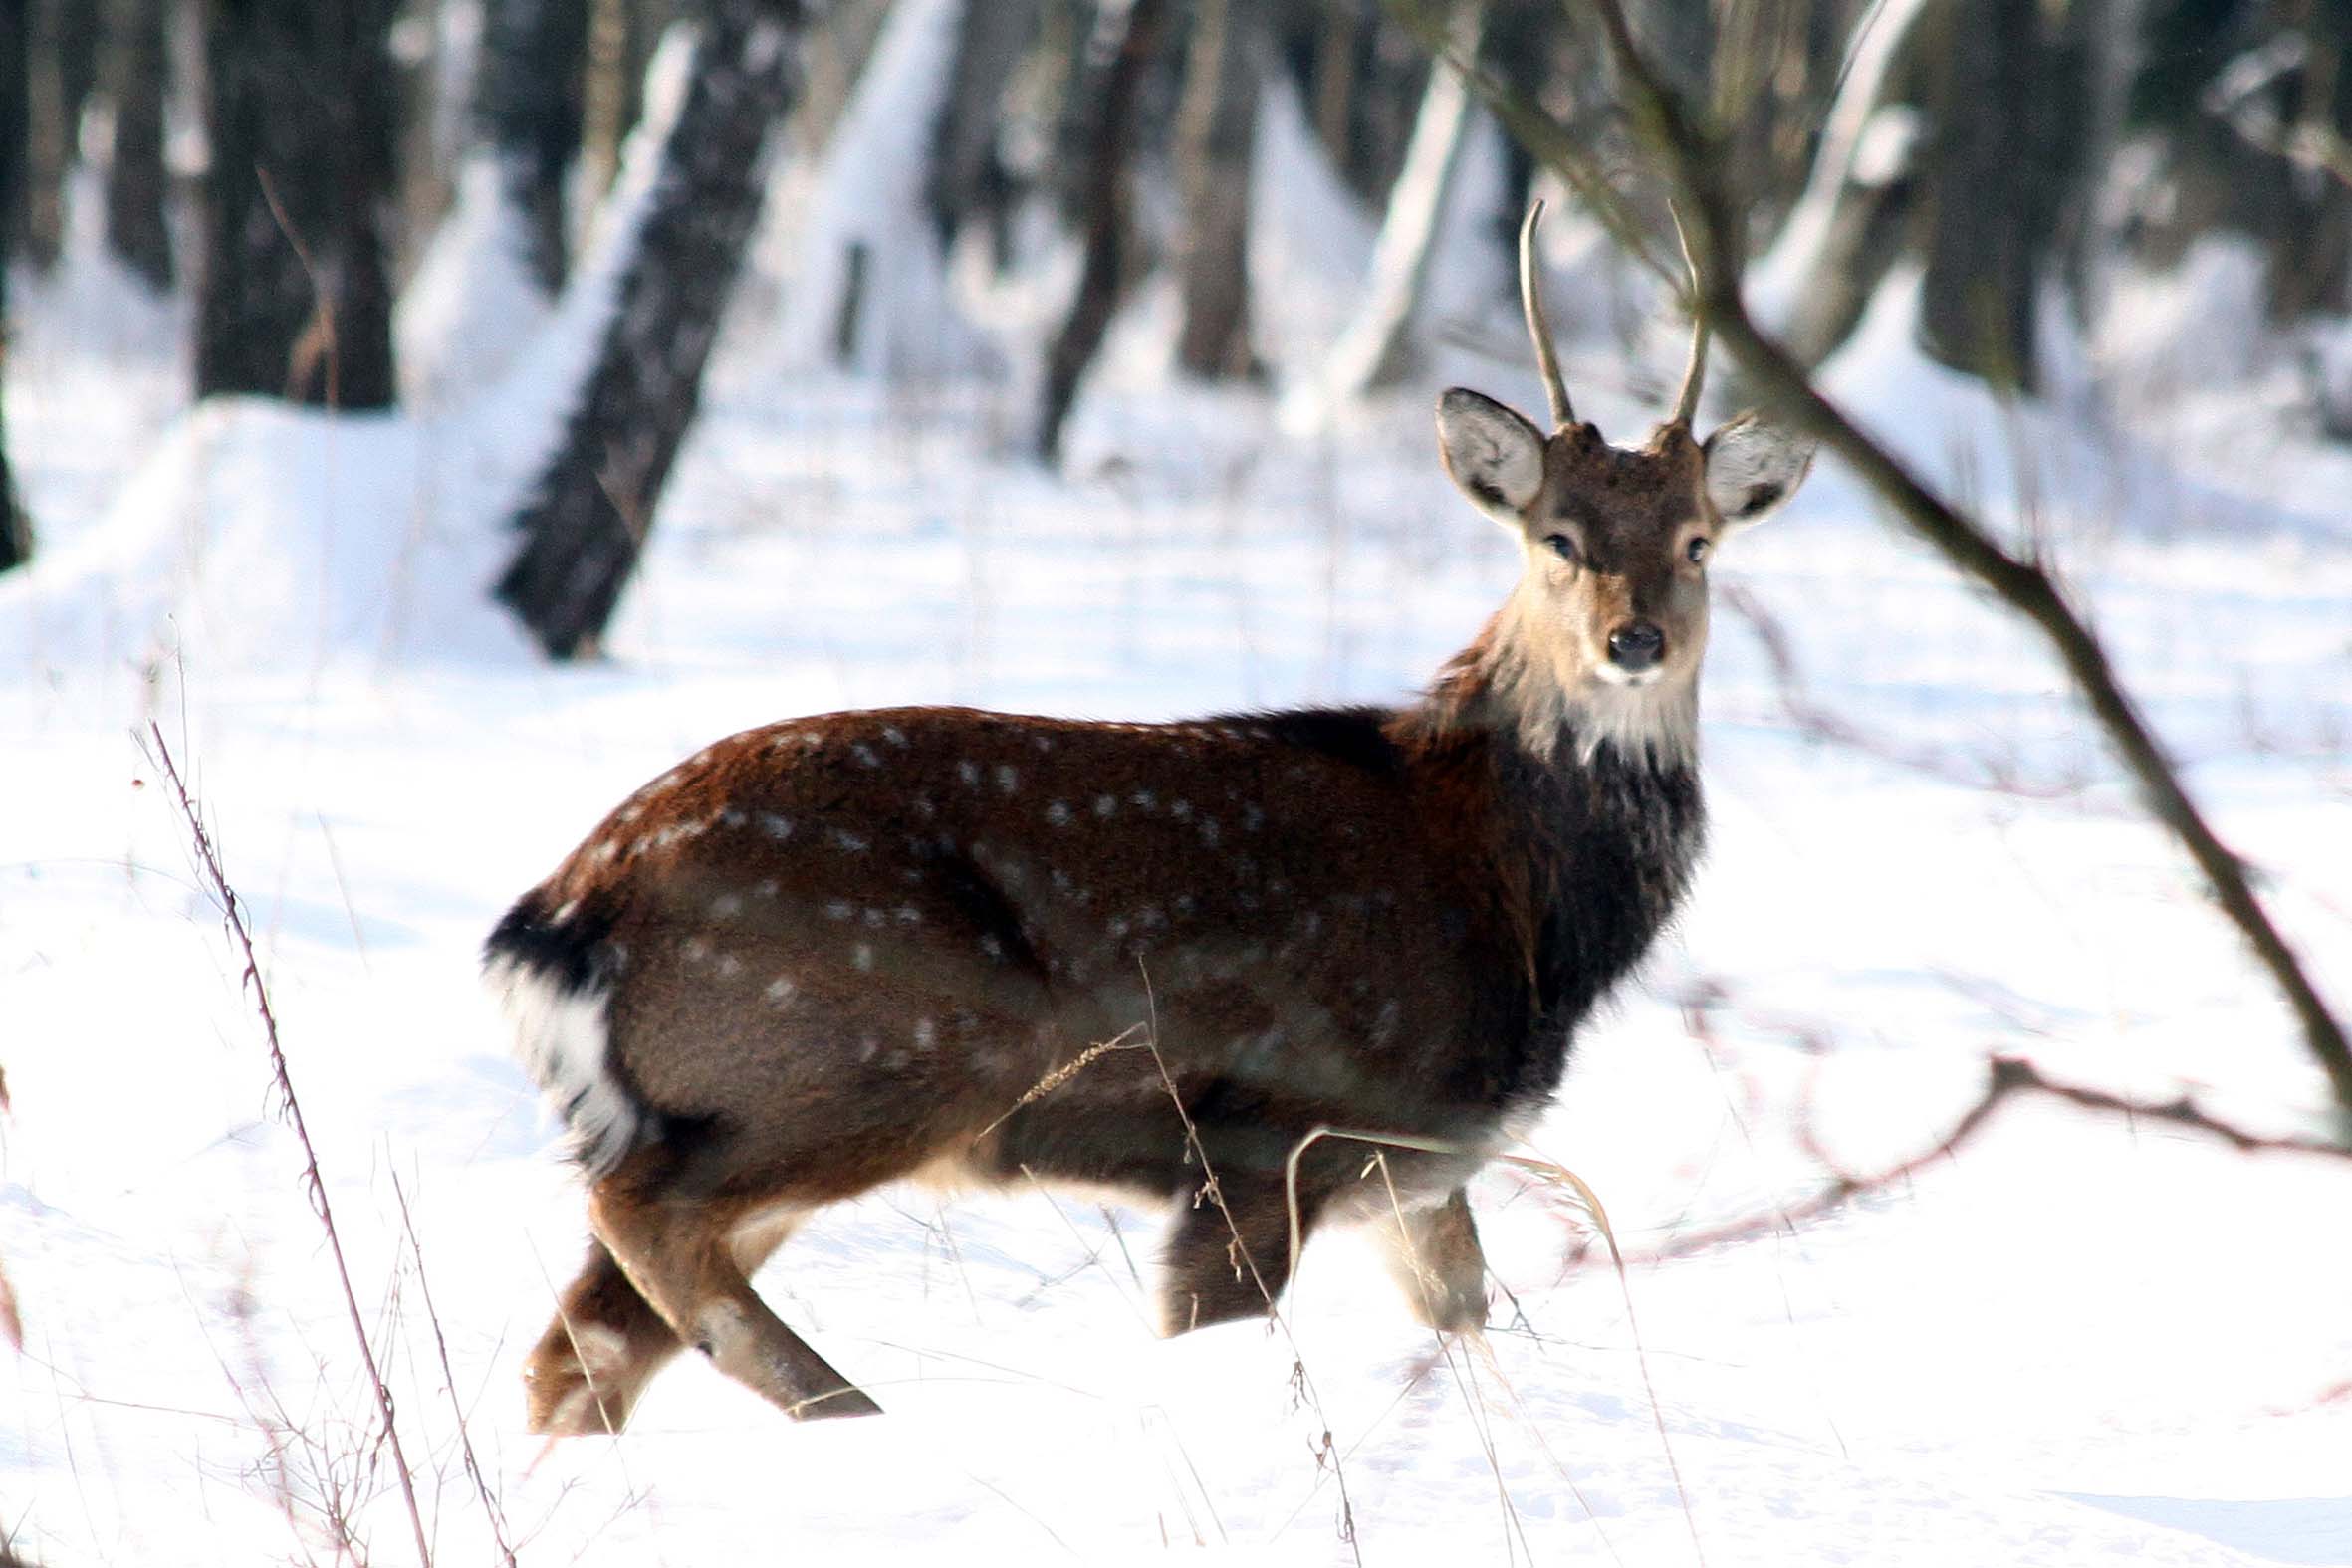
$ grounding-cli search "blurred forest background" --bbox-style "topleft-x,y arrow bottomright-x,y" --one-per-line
1,0 -> 2348,641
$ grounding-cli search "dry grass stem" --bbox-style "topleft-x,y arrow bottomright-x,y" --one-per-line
143,722 -> 433,1567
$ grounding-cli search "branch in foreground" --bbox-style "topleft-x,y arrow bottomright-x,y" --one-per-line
1644,1053 -> 2352,1263
142,724 -> 433,1567
1542,0 -> 2352,1115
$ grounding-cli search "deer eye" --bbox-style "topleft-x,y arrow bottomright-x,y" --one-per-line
1543,533 -> 1580,565
1685,536 -> 1712,566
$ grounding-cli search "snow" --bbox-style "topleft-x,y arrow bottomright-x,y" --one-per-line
5,137 -> 2352,1568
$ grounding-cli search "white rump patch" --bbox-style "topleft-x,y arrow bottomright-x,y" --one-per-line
487,957 -> 640,1181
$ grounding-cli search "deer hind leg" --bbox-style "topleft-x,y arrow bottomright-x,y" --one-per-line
588,1181 -> 880,1422
1157,1169 -> 1324,1336
524,1209 -> 809,1434
1377,1187 -> 1490,1333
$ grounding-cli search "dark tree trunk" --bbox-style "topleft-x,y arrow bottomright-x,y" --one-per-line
102,0 -> 174,291
494,0 -> 803,661
1916,0 -> 2072,391
0,0 -> 27,272
195,0 -> 401,407
1036,0 -> 1169,463
1172,0 -> 1262,378
478,0 -> 588,293
925,0 -> 1039,256
0,251 -> 28,574
17,0 -> 73,268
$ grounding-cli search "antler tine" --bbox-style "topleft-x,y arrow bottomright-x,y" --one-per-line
1667,200 -> 1709,429
1519,201 -> 1574,430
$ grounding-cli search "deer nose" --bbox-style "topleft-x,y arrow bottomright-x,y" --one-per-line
1607,620 -> 1665,671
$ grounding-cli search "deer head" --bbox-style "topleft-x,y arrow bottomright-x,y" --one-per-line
1435,203 -> 1815,762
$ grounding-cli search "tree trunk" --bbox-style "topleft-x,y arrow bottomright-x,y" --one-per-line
924,0 -> 1039,254
1172,0 -> 1262,378
18,0 -> 72,268
0,250 -> 28,573
478,0 -> 588,294
1,0 -> 27,275
1035,0 -> 1169,463
1313,0 -> 1482,398
102,0 -> 174,291
1917,0 -> 2069,391
195,0 -> 401,407
1750,0 -> 1941,368
494,0 -> 804,661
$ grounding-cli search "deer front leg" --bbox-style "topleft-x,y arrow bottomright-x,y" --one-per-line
1376,1187 -> 1490,1332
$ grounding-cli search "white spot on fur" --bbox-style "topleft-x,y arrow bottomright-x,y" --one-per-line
826,900 -> 853,921
895,905 -> 922,925
851,743 -> 881,768
717,954 -> 743,978
995,764 -> 1020,794
711,893 -> 743,918
958,760 -> 982,786
831,827 -> 870,853
766,976 -> 796,1005
863,907 -> 886,928
756,878 -> 780,899
853,944 -> 875,972
1094,794 -> 1116,818
978,933 -> 1004,961
720,808 -> 748,828
487,958 -> 637,1180
759,813 -> 794,840
1171,799 -> 1193,820
882,725 -> 909,748
1199,818 -> 1221,846
1130,788 -> 1156,810
682,937 -> 711,963
914,1018 -> 937,1049
1047,801 -> 1071,826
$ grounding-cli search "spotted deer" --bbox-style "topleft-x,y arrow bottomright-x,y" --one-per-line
488,205 -> 1815,1432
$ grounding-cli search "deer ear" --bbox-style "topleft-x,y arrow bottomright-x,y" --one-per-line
1437,389 -> 1546,523
1704,412 -> 1816,532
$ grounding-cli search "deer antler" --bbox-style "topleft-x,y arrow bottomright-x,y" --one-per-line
1520,202 -> 1574,429
1667,200 -> 1708,428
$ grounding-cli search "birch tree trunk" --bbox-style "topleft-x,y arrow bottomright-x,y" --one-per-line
1313,2 -> 1482,398
494,0 -> 803,660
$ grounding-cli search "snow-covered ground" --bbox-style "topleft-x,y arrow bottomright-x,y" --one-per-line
5,154 -> 2351,1566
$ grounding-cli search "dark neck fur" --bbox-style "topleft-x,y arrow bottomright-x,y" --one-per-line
1398,617 -> 1708,1096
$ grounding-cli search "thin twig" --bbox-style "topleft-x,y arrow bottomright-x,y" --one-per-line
390,1172 -> 517,1568
1647,1053 -> 2352,1262
142,722 -> 432,1567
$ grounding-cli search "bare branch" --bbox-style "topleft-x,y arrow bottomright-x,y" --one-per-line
1646,1054 -> 2352,1263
